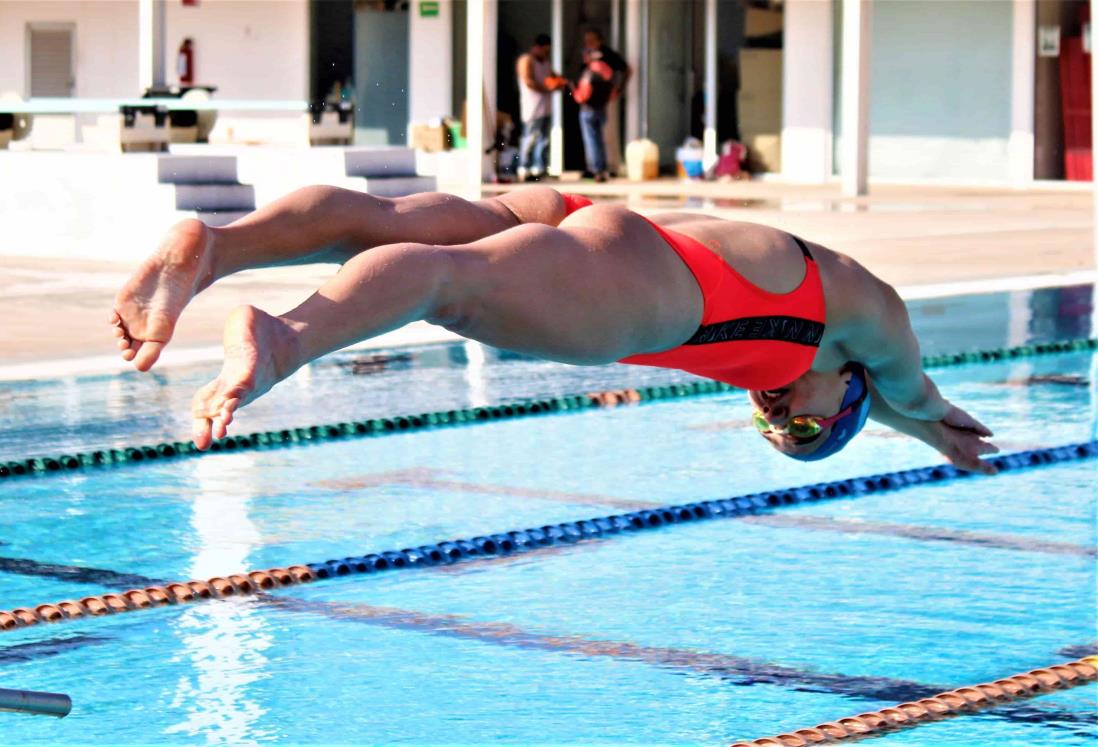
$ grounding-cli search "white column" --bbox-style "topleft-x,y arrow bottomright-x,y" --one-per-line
550,0 -> 564,176
408,0 -> 453,143
1009,0 -> 1036,185
840,0 -> 872,196
466,0 -> 485,187
606,0 -> 623,174
624,0 -> 642,143
703,0 -> 718,170
483,0 -> 498,144
138,0 -> 166,91
781,0 -> 833,183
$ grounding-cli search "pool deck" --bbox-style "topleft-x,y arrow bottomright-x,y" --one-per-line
1,179 -> 1093,378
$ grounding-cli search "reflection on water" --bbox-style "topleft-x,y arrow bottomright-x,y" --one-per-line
166,453 -> 270,742
335,351 -> 414,376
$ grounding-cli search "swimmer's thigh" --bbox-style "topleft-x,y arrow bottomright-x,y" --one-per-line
438,208 -> 702,364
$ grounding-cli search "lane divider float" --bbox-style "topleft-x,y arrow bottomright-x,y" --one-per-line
2,337 -> 1095,481
728,656 -> 1098,746
1,440 -> 1094,632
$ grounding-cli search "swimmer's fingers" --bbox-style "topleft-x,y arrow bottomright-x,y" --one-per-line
938,425 -> 999,475
943,405 -> 993,437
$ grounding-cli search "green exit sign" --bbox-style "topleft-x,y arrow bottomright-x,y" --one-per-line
419,1 -> 439,17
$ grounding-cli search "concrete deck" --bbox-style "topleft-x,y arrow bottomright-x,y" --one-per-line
1,179 -> 1092,377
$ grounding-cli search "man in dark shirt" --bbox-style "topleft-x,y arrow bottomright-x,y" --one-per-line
578,29 -> 631,182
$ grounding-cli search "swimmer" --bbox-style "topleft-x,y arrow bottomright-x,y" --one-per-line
111,186 -> 997,472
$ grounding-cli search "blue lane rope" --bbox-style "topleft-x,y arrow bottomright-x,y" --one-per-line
2,440 -> 1094,630
301,441 -> 1098,581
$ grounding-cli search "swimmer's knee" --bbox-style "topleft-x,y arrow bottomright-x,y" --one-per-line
342,242 -> 460,321
293,184 -> 387,214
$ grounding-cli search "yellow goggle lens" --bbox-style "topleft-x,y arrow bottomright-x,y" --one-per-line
753,412 -> 823,439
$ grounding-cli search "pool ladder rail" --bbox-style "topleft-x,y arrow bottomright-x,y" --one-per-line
0,687 -> 71,718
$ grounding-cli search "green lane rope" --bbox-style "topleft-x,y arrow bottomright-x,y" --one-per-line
2,337 -> 1095,481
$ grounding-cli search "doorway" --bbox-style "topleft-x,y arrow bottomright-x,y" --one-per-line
27,23 -> 75,97
1034,0 -> 1090,180
354,0 -> 410,145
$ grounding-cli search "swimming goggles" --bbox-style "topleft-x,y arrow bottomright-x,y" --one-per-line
752,387 -> 869,440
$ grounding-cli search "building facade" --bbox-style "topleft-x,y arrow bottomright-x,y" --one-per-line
0,0 -> 1089,186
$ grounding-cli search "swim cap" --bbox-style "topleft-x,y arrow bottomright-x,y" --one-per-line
788,363 -> 871,461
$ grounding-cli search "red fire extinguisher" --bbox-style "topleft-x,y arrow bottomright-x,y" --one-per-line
177,38 -> 195,85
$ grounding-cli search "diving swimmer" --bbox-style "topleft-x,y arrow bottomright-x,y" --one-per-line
109,186 -> 997,472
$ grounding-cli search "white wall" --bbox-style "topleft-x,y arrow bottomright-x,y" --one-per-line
0,0 -> 307,100
164,0 -> 308,100
834,0 -> 1015,182
781,0 -> 833,183
0,1 -> 139,98
409,0 -> 453,128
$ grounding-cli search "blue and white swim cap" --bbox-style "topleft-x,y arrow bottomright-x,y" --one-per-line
788,363 -> 872,462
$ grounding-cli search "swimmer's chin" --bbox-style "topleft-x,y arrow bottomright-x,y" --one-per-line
759,427 -> 829,458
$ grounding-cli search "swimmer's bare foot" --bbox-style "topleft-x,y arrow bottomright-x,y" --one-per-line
191,305 -> 301,450
111,218 -> 214,371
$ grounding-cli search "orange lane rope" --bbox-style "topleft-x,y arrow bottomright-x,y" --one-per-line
0,565 -> 317,630
728,656 -> 1098,746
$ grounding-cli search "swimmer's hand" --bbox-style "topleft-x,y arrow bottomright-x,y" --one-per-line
930,419 -> 999,475
868,390 -> 997,474
941,403 -> 993,437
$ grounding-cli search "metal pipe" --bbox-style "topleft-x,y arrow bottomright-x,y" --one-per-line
550,0 -> 563,176
703,0 -> 717,170
639,0 -> 649,139
0,687 -> 72,718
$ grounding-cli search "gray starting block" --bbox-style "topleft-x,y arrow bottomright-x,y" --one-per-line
0,687 -> 71,717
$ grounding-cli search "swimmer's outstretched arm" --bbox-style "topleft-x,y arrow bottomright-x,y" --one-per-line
831,263 -> 990,435
112,186 -> 569,370
866,380 -> 998,475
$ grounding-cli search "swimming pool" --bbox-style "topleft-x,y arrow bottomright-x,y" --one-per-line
1,286 -> 1095,745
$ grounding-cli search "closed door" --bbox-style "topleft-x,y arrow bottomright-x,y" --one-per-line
646,1 -> 691,168
354,4 -> 409,145
28,25 -> 75,97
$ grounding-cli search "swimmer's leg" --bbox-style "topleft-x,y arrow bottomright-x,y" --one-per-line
112,186 -> 568,371
191,242 -> 458,448
191,211 -> 702,448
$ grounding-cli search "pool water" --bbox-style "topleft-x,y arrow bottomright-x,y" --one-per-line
0,286 -> 1095,745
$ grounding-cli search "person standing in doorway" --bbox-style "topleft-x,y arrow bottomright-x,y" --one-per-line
516,34 -> 563,183
577,28 -> 630,183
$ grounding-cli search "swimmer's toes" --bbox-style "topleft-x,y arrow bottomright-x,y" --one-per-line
133,341 -> 165,372
212,416 -> 229,441
192,418 -> 213,450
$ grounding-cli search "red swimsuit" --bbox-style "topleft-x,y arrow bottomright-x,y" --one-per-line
560,193 -> 826,391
